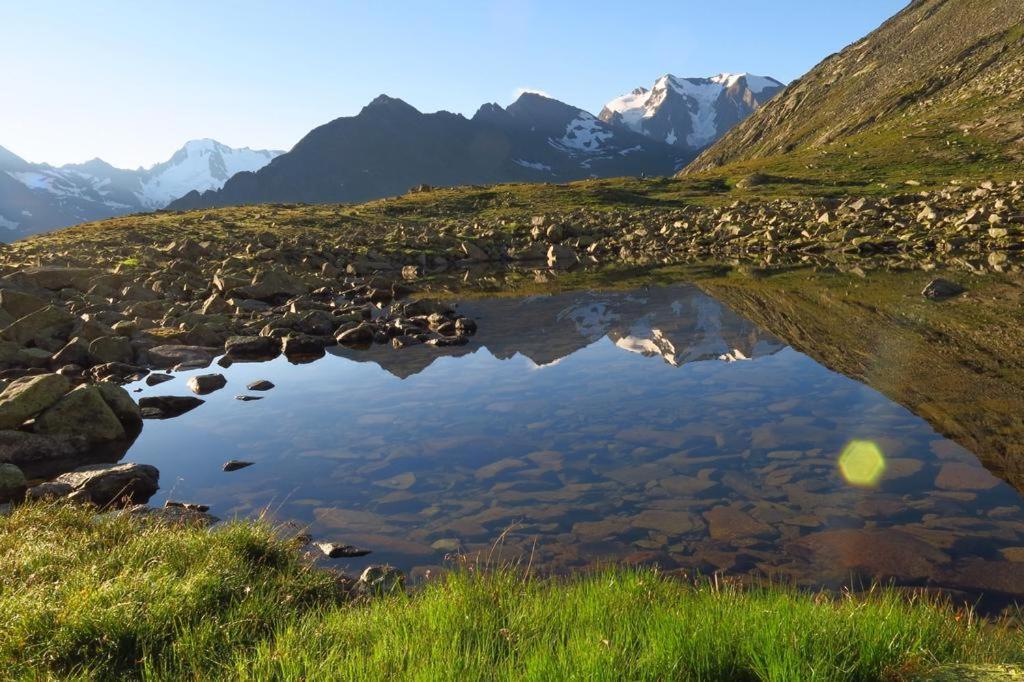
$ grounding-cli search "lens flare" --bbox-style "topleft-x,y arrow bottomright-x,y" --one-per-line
838,440 -> 886,487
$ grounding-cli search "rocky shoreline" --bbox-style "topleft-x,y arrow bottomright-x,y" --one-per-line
0,178 -> 1020,568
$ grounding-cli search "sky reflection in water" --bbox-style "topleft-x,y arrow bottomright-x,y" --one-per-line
124,284 -> 1024,600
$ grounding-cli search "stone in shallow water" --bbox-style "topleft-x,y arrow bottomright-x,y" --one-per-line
374,472 -> 416,490
187,373 -> 227,395
247,379 -> 275,391
145,373 -> 174,386
139,395 -> 204,419
786,528 -> 949,581
357,565 -> 405,595
223,460 -> 254,472
316,542 -> 372,558
935,462 -> 1001,491
703,504 -> 777,542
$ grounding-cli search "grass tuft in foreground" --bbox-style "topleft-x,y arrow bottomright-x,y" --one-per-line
1,503 -> 1022,680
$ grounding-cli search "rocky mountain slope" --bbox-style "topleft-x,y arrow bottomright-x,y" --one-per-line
683,0 -> 1024,183
600,73 -> 783,155
168,94 -> 687,211
0,140 -> 281,239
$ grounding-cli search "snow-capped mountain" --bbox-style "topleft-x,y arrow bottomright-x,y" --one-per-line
137,139 -> 281,209
169,93 -> 687,211
0,140 -> 281,238
600,73 -> 785,155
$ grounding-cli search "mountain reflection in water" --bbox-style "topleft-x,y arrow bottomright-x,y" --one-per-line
123,282 -> 1024,607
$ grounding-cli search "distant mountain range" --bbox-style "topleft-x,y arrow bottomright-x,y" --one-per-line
2,71 -> 781,238
0,140 -> 281,239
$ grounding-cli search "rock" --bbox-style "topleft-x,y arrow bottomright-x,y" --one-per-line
224,335 -> 278,358
8,266 -> 103,291
90,362 -> 148,384
94,382 -> 143,432
51,337 -> 93,368
460,241 -> 490,262
247,379 -> 274,391
145,373 -> 174,386
186,373 -> 227,395
237,269 -> 307,302
33,462 -> 159,507
0,289 -> 49,319
223,460 -> 253,472
282,334 -> 325,357
547,244 -> 578,268
357,565 -> 405,595
922,278 -> 965,301
336,322 -> 375,345
89,335 -> 134,365
0,305 -> 76,346
935,462 -> 1001,491
703,504 -> 777,541
0,373 -> 70,429
786,529 -> 948,581
138,395 -> 204,419
0,430 -> 94,479
317,542 -> 372,558
147,345 -> 216,370
116,504 -> 219,527
235,395 -> 263,402
35,386 -> 127,443
0,463 -> 26,502
165,500 -> 210,512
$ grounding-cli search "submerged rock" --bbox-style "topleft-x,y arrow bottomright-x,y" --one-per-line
222,459 -> 253,472
317,542 -> 372,558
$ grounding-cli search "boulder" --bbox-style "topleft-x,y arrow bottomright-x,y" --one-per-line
236,269 -> 307,302
94,383 -> 143,432
0,289 -> 49,319
6,266 -> 103,291
336,322 -> 375,345
51,337 -> 93,368
89,335 -> 134,365
0,430 -> 94,479
145,348 -> 215,368
224,335 -> 278,358
317,542 -> 372,558
33,462 -> 159,507
0,306 -> 76,346
0,373 -> 70,429
115,503 -> 219,527
35,386 -> 127,443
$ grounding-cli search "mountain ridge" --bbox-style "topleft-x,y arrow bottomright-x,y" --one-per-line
0,140 -> 282,239
682,0 -> 1024,183
168,92 -> 689,211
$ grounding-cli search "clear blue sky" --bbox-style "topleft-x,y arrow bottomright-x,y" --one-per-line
1,1 -> 906,168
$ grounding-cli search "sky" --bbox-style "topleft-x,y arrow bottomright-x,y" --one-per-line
1,1 -> 907,169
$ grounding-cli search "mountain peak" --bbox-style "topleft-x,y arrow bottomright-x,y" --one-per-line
362,94 -> 419,116
600,71 -> 785,152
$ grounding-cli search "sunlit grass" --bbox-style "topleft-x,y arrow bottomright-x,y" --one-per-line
1,503 -> 1021,680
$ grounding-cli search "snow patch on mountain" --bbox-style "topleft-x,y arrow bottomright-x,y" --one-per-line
551,114 -> 615,153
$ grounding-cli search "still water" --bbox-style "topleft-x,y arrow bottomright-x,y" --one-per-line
125,283 -> 1024,601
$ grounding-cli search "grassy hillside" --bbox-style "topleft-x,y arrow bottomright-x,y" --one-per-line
2,504 -> 1022,680
683,0 -> 1024,186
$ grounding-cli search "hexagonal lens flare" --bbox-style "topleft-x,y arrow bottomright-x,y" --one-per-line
838,440 -> 886,487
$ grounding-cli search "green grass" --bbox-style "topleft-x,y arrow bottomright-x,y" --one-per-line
1,504 -> 1022,680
